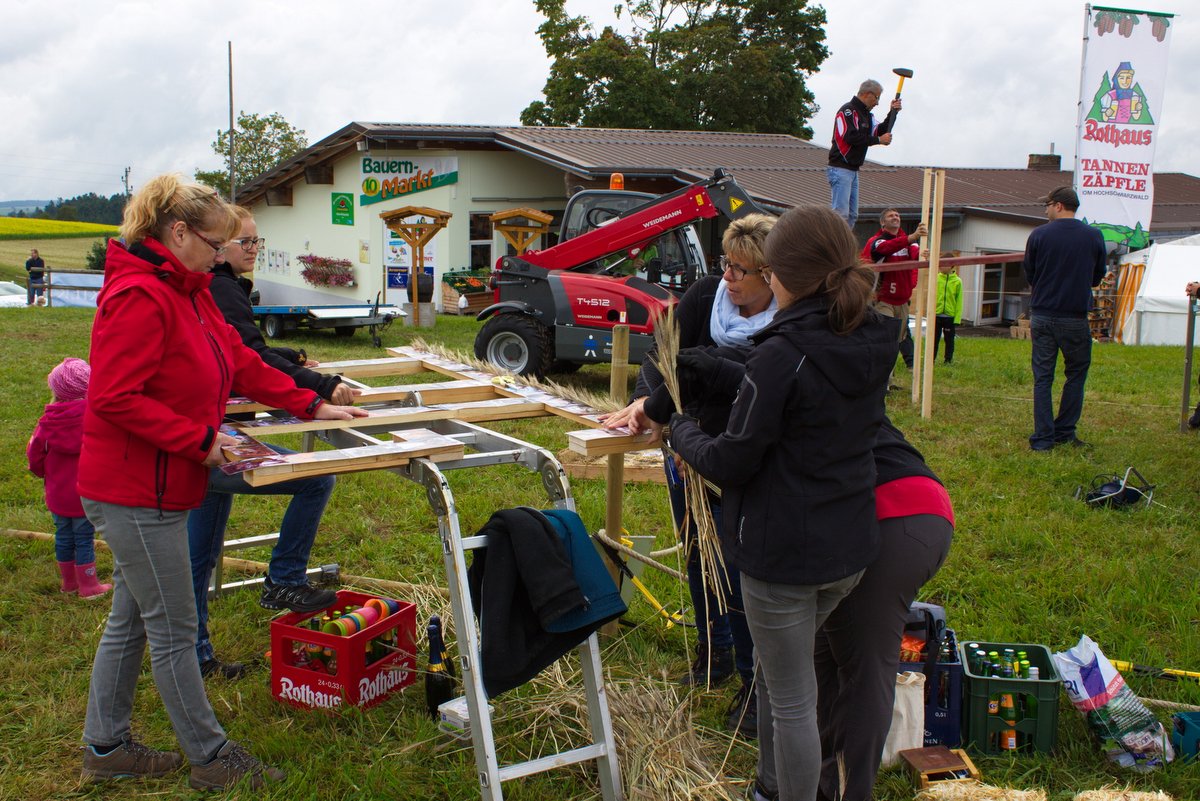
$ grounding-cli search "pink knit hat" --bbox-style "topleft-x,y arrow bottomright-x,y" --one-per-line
48,357 -> 90,401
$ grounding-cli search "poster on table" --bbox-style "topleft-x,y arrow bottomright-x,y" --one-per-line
1074,6 -> 1174,252
384,222 -> 438,290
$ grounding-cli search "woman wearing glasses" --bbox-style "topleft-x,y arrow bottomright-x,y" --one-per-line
77,174 -> 365,790
601,213 -> 776,734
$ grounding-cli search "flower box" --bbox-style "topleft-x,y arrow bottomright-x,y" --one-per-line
297,254 -> 356,288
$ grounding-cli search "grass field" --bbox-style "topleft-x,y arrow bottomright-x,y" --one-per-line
0,237 -> 104,285
0,218 -> 117,241
1,304 -> 1198,800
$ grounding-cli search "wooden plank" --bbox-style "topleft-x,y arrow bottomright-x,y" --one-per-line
225,378 -> 498,415
230,407 -> 443,437
562,461 -> 666,484
241,431 -> 464,486
568,427 -> 657,457
307,357 -> 428,378
346,397 -> 547,426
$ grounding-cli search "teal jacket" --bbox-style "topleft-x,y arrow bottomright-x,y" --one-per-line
935,272 -> 963,324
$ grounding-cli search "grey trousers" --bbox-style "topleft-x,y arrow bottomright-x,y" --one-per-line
815,514 -> 954,801
81,499 -> 226,763
743,570 -> 863,801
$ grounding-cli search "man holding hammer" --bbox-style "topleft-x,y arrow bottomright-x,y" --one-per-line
828,72 -> 909,230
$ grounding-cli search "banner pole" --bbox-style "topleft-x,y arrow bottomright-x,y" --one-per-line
1074,4 -> 1092,192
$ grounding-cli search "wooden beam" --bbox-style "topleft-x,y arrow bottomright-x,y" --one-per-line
307,357 -> 427,378
241,430 -> 464,486
568,427 -> 657,457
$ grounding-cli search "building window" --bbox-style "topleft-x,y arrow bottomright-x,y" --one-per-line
470,213 -> 492,270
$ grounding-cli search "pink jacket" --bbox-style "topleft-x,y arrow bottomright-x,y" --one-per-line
28,398 -> 87,518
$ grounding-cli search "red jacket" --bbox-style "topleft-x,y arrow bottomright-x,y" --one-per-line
78,238 -> 322,512
863,228 -> 920,306
28,398 -> 88,517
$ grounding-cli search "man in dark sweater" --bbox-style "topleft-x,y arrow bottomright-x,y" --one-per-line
828,79 -> 900,229
187,208 -> 359,680
1022,186 -> 1107,451
25,248 -> 45,305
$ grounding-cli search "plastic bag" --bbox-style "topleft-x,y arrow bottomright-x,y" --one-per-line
1053,634 -> 1174,771
881,671 -> 926,768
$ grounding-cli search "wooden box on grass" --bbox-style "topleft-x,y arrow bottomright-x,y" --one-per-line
270,589 -> 416,710
899,745 -> 981,789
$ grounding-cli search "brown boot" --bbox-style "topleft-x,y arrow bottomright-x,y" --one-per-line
189,741 -> 285,791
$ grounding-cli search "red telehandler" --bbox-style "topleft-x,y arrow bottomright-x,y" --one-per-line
474,169 -> 770,377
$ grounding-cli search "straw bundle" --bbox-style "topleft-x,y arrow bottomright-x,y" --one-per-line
915,782 -> 1046,801
650,309 -> 727,619
409,338 -> 622,413
1074,791 -> 1174,801
513,664 -> 743,800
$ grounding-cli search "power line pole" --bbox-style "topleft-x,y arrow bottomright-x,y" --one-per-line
228,41 -> 236,202
121,167 -> 132,196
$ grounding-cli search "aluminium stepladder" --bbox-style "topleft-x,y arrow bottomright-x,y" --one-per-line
315,417 -> 623,801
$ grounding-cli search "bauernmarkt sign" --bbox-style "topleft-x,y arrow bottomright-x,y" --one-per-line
359,155 -> 458,207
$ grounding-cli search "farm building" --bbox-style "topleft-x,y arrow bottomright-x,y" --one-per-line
236,123 -> 1200,326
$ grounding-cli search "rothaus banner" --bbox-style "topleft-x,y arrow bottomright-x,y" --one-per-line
1075,6 -> 1173,251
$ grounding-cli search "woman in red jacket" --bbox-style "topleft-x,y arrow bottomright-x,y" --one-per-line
77,175 -> 364,791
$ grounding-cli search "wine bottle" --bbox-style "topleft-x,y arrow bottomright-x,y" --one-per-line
425,616 -> 454,720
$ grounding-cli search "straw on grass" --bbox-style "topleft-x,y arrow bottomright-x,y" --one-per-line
915,781 -> 1047,801
1074,791 -> 1174,801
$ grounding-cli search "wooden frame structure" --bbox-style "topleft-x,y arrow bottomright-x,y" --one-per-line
222,346 -> 651,801
379,206 -> 452,326
490,207 -> 554,256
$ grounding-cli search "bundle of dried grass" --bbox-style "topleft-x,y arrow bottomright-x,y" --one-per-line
408,338 -> 621,413
1074,790 -> 1174,801
915,781 -> 1046,801
650,309 -> 727,619
513,663 -> 743,800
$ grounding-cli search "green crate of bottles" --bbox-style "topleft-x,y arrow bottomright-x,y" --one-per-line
959,640 -> 1061,755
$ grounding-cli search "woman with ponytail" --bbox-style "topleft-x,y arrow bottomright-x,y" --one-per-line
77,175 -> 364,790
667,205 -> 898,801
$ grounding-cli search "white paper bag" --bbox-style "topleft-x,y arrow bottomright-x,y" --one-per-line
881,670 -> 926,768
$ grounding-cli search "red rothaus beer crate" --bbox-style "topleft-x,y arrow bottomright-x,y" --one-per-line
269,590 -> 416,710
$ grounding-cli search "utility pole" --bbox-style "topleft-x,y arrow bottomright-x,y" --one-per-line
121,167 -> 132,196
228,41 -> 236,202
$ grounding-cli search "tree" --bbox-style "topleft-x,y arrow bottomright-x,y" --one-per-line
195,111 -> 308,197
521,0 -> 828,138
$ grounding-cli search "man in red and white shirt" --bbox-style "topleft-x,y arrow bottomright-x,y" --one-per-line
862,208 -> 927,370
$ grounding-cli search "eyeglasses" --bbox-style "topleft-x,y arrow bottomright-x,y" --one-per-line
230,236 -> 266,252
719,255 -> 764,281
187,224 -> 226,255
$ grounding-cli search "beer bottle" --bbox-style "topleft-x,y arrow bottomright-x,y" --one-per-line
999,666 -> 1018,751
425,616 -> 454,720
1019,659 -> 1031,679
1023,667 -> 1040,750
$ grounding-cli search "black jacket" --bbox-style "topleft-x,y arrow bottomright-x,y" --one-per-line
208,264 -> 343,400
1022,218 -> 1107,318
669,297 -> 899,585
828,95 -> 897,171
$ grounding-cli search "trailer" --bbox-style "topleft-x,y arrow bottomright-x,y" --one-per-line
253,300 -> 403,347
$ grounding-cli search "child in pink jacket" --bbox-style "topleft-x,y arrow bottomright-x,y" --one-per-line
27,357 -> 111,598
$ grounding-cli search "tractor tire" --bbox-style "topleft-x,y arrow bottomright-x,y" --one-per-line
262,314 -> 285,339
474,314 -> 554,378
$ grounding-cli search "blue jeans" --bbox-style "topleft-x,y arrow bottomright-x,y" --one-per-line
1030,314 -> 1092,449
27,279 -> 44,305
187,444 -> 335,663
742,570 -> 863,801
53,513 -> 97,564
81,498 -> 227,763
827,166 -> 860,230
668,474 -> 754,683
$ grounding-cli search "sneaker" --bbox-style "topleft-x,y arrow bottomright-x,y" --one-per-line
259,578 -> 335,613
750,778 -> 778,801
200,657 -> 247,680
674,643 -> 734,687
81,738 -> 183,781
725,679 -> 758,738
189,740 -> 285,791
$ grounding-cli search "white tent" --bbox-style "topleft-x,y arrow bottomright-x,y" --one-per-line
1116,235 -> 1200,346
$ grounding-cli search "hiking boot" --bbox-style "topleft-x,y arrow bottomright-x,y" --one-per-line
81,738 -> 183,781
189,740 -> 285,791
259,578 -> 335,613
750,778 -> 779,801
725,678 -> 758,738
674,643 -> 734,687
200,657 -> 247,681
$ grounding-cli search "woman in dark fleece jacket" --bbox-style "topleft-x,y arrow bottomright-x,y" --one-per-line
668,205 -> 897,801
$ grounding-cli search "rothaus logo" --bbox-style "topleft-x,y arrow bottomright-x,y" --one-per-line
359,664 -> 411,704
577,297 -> 612,307
279,677 -> 343,709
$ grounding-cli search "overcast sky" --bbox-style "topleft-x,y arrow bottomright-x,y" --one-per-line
1,0 -> 1194,202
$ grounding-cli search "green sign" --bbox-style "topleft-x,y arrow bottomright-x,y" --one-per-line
331,193 -> 354,226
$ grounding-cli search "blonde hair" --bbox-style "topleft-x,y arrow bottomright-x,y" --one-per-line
764,205 -> 876,335
230,204 -> 253,222
120,174 -> 238,244
722,213 -> 776,270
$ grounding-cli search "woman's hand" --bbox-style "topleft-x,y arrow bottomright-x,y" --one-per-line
314,403 -> 369,421
329,383 -> 361,406
203,431 -> 241,467
600,397 -> 651,433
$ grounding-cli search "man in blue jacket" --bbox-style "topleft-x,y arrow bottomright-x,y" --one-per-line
1022,186 -> 1107,451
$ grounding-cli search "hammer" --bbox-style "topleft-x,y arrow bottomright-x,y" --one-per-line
893,67 -> 914,100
